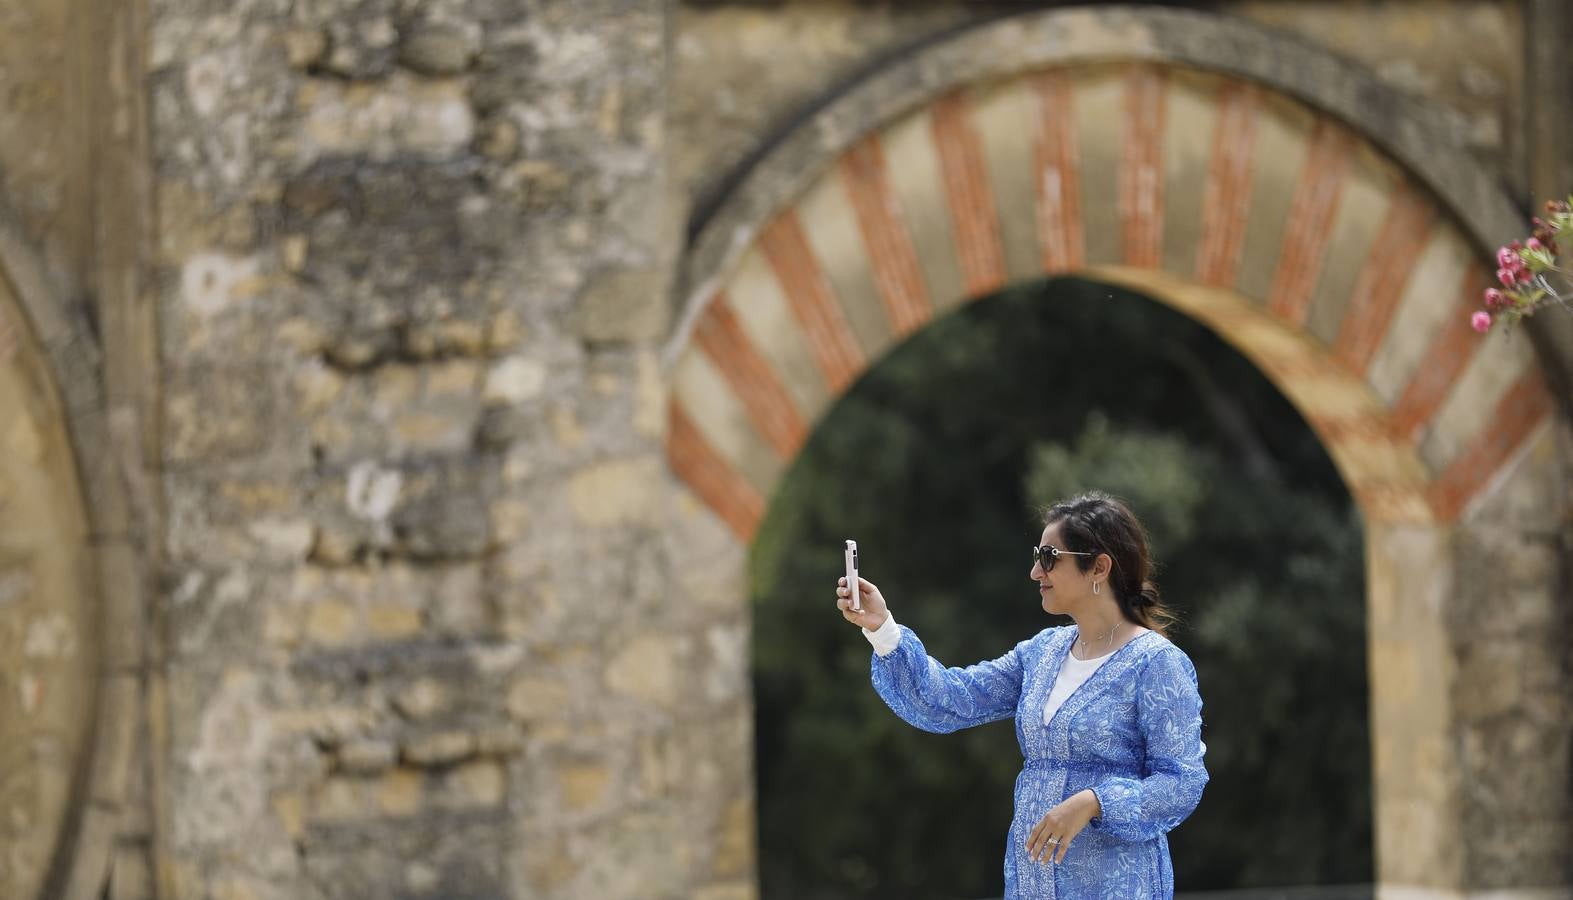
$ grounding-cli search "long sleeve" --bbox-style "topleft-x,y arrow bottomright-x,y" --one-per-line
870,625 -> 1026,734
861,612 -> 901,656
1088,645 -> 1209,842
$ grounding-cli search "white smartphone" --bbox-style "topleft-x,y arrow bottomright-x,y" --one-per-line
844,540 -> 861,612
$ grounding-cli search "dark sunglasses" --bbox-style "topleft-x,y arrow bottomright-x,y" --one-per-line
1031,544 -> 1095,572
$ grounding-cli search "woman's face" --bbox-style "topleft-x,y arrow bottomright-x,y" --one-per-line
1031,521 -> 1094,615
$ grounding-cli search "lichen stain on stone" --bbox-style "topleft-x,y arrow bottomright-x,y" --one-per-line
297,74 -> 476,162
21,613 -> 76,660
188,669 -> 272,774
180,252 -> 262,318
345,460 -> 402,522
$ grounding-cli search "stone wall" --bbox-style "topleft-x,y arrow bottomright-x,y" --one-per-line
0,0 -> 1568,897
1450,421 -> 1573,888
145,1 -> 751,897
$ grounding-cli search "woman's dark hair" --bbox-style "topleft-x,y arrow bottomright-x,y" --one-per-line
1041,491 -> 1176,637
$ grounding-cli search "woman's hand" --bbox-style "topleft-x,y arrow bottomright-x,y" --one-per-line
1025,789 -> 1101,864
835,576 -> 889,631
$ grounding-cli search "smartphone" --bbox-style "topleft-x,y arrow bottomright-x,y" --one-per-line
844,540 -> 860,612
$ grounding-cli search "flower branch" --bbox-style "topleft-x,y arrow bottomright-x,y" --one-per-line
1473,196 -> 1573,333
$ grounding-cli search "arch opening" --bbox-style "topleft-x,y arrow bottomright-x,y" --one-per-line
747,275 -> 1373,897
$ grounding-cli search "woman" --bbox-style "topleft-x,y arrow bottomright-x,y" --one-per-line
834,491 -> 1207,899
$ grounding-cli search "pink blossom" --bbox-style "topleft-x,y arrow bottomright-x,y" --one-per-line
1527,237 -> 1544,251
1471,311 -> 1492,333
1517,267 -> 1534,284
1483,288 -> 1504,309
1497,246 -> 1518,267
1497,267 -> 1518,286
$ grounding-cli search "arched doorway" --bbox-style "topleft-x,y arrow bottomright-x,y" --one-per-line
663,7 -> 1567,895
0,210 -> 143,899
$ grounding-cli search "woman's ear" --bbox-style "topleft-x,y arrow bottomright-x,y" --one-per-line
1095,553 -> 1113,581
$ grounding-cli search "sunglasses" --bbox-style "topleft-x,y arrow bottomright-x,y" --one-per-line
1031,544 -> 1095,572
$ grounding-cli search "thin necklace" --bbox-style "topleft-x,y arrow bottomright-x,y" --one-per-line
1076,620 -> 1120,658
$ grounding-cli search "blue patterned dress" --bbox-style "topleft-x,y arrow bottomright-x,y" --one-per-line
870,624 -> 1208,899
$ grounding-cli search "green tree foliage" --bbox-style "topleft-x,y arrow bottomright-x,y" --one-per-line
750,279 -> 1370,898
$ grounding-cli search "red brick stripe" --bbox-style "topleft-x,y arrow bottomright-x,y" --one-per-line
930,92 -> 1007,298
692,292 -> 808,460
1195,83 -> 1260,287
1427,370 -> 1553,521
667,400 -> 766,542
1389,269 -> 1490,441
758,210 -> 866,393
838,135 -> 933,337
1032,70 -> 1085,273
1333,186 -> 1437,374
1120,66 -> 1167,269
1267,122 -> 1354,325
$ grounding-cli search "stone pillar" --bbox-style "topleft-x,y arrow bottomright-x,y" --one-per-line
1499,1 -> 1573,895
1522,0 -> 1573,423
145,1 -> 717,897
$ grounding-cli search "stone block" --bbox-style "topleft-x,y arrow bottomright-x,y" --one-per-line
483,356 -> 548,405
272,791 -> 306,841
605,633 -> 685,709
246,517 -> 315,562
304,601 -> 357,647
574,268 -> 671,343
474,725 -> 524,757
399,23 -> 480,76
87,674 -> 139,807
321,16 -> 399,80
556,761 -> 611,812
364,604 -> 423,640
567,457 -> 663,527
402,731 -> 476,767
507,678 -> 571,723
336,739 -> 398,775
310,776 -> 368,824
375,769 -> 424,817
392,678 -> 447,721
94,541 -> 146,671
438,760 -> 506,809
281,28 -> 328,70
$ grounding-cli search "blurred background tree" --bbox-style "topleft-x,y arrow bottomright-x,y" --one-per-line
750,278 -> 1371,899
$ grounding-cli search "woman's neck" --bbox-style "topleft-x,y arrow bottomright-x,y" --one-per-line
1069,609 -> 1126,658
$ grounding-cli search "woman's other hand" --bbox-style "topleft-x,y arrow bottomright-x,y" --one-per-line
836,576 -> 889,631
1025,789 -> 1101,864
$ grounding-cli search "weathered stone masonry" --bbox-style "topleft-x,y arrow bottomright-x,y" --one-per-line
0,2 -> 1569,899
147,1 -> 750,898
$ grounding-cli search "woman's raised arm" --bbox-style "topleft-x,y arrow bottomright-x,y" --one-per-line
869,625 -> 1028,734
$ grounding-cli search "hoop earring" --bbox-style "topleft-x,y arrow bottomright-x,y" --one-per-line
1093,581 -> 1100,595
